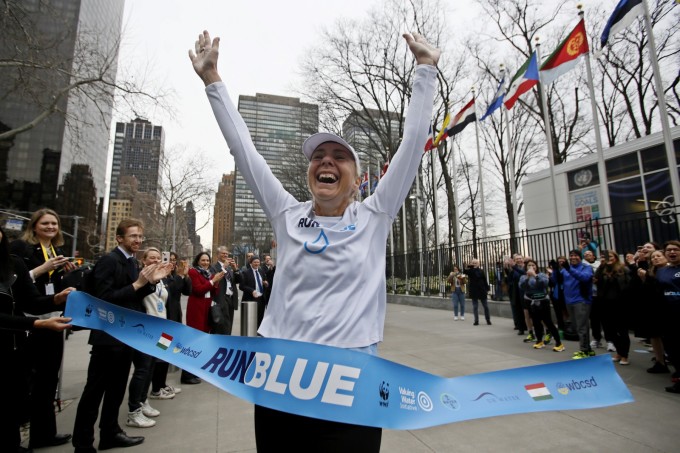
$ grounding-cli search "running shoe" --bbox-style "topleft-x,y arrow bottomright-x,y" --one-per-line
533,342 -> 545,349
543,333 -> 552,345
553,344 -> 565,352
523,333 -> 536,343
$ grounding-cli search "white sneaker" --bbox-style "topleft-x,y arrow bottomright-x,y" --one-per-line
149,388 -> 175,400
142,400 -> 160,417
126,407 -> 156,428
461,316 -> 465,321
165,385 -> 181,394
606,342 -> 616,352
454,316 -> 458,321
590,340 -> 601,349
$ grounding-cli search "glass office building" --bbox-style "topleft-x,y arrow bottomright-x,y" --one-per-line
234,93 -> 318,253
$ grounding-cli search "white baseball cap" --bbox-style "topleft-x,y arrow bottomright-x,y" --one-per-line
301,132 -> 360,164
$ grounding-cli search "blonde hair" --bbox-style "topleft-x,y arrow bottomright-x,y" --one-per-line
142,247 -> 161,264
21,208 -> 65,246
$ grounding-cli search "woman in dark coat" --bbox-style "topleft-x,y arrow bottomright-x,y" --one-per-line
464,258 -> 491,326
595,250 -> 632,365
8,208 -> 75,448
1,226 -> 73,452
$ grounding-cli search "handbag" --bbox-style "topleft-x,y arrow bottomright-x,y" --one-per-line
208,302 -> 227,334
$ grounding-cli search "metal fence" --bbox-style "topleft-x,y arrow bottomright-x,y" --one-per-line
387,206 -> 680,298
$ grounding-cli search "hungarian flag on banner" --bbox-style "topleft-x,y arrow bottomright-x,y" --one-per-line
446,98 -> 476,138
504,52 -> 539,110
600,0 -> 643,47
540,19 -> 589,85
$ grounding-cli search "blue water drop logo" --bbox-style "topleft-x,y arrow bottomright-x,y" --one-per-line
304,230 -> 329,254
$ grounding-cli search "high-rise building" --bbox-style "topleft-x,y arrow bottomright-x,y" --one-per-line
0,0 -> 125,257
110,118 -> 164,199
106,118 -> 164,251
342,109 -> 414,254
212,172 -> 236,257
234,93 -> 318,252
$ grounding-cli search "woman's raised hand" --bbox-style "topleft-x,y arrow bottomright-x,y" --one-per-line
402,32 -> 440,67
189,30 -> 222,85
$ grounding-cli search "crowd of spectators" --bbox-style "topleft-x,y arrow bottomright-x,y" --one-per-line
448,239 -> 680,396
1,208 -> 275,453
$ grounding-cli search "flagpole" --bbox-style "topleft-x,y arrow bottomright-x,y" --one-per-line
472,88 -> 488,239
450,140 -> 460,246
415,169 -> 425,295
501,64 -> 520,239
402,202 -> 409,294
641,0 -> 680,229
579,6 -> 611,221
535,37 -> 561,226
432,142 -> 443,296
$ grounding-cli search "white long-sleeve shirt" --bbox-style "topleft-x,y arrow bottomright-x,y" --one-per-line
206,65 -> 437,348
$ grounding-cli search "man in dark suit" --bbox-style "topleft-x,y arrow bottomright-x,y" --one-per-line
210,246 -> 239,334
239,255 -> 268,328
72,219 -> 170,453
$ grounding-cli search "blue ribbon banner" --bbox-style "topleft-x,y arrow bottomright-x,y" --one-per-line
65,292 -> 633,430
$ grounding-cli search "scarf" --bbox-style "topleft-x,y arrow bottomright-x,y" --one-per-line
194,266 -> 212,281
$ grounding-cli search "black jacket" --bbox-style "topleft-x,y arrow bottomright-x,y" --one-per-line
239,267 -> 267,302
9,239 -> 68,295
88,248 -> 154,346
163,273 -> 191,323
209,262 -> 239,311
464,267 -> 490,299
1,256 -> 61,351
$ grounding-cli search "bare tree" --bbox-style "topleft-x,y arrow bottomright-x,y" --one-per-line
136,146 -> 217,252
299,0 -> 471,251
0,0 -> 170,142
595,0 -> 680,143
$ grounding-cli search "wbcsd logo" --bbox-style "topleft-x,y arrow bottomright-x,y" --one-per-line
172,342 -> 202,359
556,376 -> 598,395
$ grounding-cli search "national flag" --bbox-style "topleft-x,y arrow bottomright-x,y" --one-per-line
504,52 -> 539,110
540,19 -> 590,85
424,124 -> 435,152
446,98 -> 476,138
433,112 -> 451,146
481,77 -> 505,120
156,332 -> 173,350
380,160 -> 389,178
371,170 -> 379,192
524,382 -> 554,401
600,0 -> 643,47
359,171 -> 369,197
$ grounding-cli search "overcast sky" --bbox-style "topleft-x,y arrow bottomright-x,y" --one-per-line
113,0 -> 387,247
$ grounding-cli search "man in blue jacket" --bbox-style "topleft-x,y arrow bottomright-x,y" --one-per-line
559,249 -> 594,359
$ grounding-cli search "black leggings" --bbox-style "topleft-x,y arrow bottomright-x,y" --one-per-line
529,299 -> 561,345
254,405 -> 381,453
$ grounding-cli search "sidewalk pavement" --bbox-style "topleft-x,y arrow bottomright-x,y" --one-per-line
41,302 -> 679,453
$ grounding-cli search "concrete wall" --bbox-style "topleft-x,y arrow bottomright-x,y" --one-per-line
387,294 -> 515,319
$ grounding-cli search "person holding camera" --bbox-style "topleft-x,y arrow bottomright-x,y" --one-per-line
464,259 -> 491,326
521,260 -> 565,352
447,265 -> 467,321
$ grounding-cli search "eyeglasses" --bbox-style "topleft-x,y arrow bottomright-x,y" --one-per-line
125,234 -> 146,241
